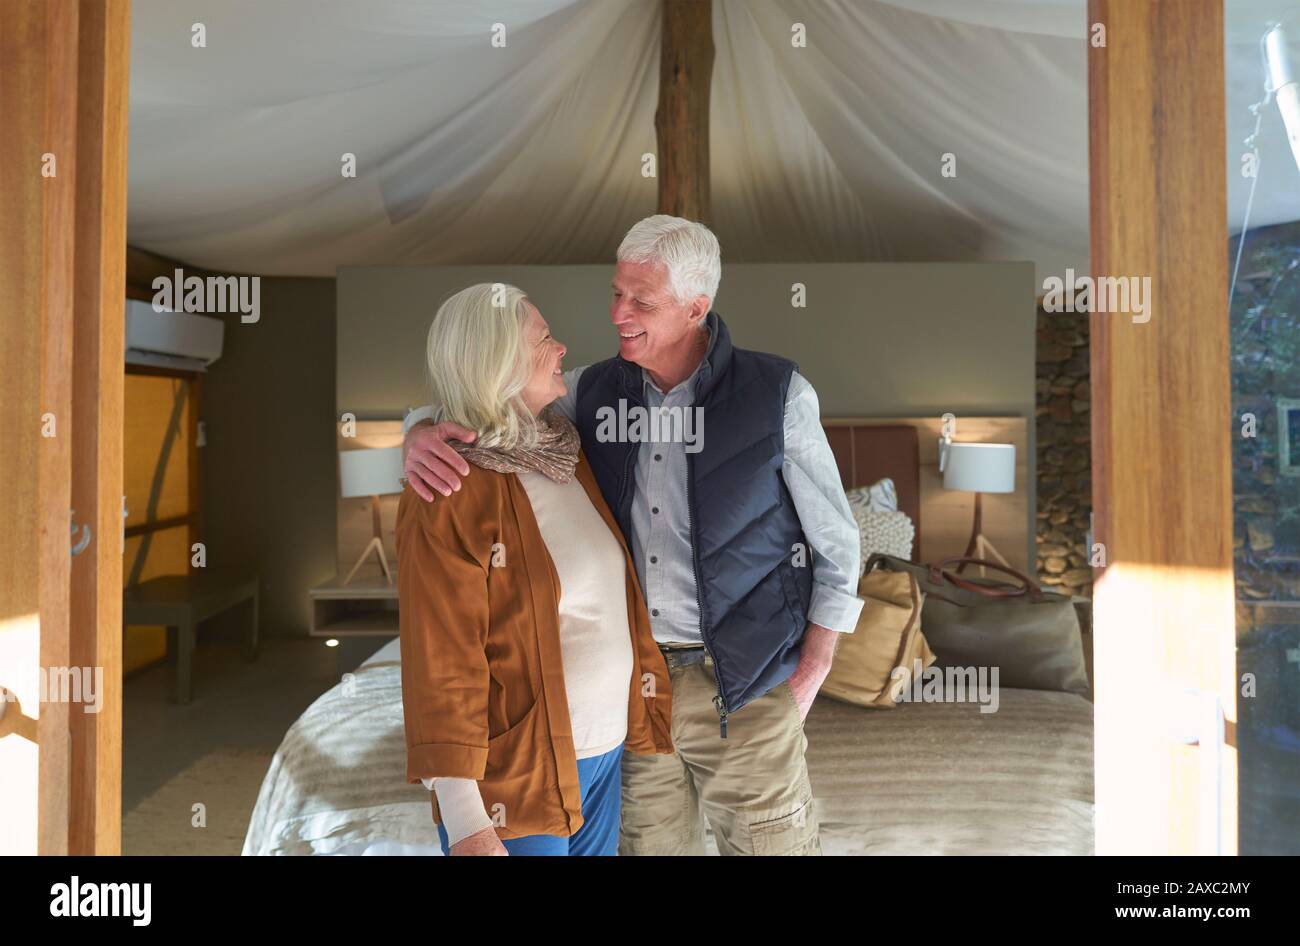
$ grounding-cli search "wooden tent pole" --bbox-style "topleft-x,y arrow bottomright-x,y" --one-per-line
1087,0 -> 1235,855
655,0 -> 714,224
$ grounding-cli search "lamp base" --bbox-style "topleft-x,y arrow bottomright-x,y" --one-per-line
957,533 -> 1013,578
954,491 -> 1014,577
343,535 -> 392,585
343,495 -> 392,585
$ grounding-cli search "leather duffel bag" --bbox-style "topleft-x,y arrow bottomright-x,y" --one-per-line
862,553 -> 1088,696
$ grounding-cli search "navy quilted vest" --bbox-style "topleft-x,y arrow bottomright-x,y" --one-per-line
575,312 -> 812,728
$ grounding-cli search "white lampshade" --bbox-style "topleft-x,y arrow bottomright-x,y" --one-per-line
942,442 -> 1015,493
339,447 -> 404,498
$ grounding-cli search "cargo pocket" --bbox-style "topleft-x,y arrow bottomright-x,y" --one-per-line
745,787 -> 821,856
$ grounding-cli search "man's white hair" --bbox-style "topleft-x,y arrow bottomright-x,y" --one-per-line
616,214 -> 721,306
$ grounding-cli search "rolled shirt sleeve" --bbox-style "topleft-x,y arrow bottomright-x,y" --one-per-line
782,372 -> 864,633
402,403 -> 436,434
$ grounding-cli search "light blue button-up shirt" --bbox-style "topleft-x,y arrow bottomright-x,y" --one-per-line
404,344 -> 864,643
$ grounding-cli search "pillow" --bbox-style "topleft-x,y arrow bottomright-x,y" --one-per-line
845,478 -> 913,573
845,477 -> 898,514
858,509 -> 915,568
845,479 -> 915,573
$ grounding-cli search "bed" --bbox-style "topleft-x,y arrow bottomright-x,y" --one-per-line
242,423 -> 1094,855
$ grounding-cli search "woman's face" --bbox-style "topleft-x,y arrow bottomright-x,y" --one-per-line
519,301 -> 567,416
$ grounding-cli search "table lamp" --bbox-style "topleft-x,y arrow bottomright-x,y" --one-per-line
339,446 -> 404,585
940,442 -> 1016,576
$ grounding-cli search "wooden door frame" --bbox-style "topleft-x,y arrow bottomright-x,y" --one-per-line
1087,0 -> 1237,854
69,0 -> 130,857
2,0 -> 78,857
0,0 -> 130,855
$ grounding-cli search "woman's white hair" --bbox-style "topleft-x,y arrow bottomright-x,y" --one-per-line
425,282 -> 540,451
616,214 -> 721,306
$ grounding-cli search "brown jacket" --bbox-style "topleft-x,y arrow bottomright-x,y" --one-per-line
395,450 -> 674,839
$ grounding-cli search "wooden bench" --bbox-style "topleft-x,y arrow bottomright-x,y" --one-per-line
122,570 -> 259,704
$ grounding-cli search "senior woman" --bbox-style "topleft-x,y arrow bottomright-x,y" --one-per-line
397,282 -> 673,856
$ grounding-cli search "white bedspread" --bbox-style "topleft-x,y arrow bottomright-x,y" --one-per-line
241,638 -> 440,856
242,638 -> 1094,855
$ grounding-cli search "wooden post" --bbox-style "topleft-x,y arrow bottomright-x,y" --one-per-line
0,0 -> 79,855
69,0 -> 130,855
655,0 -> 714,224
0,0 -> 129,855
1088,0 -> 1236,854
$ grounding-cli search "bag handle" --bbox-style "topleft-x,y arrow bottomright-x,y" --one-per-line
927,557 -> 1045,601
884,573 -> 925,706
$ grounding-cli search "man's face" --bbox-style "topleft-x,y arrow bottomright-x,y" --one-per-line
609,259 -> 706,373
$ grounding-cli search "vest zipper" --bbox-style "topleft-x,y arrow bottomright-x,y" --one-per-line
616,365 -> 641,522
622,359 -> 729,738
618,446 -> 637,523
686,450 -> 728,738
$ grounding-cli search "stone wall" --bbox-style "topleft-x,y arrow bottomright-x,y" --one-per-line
1230,219 -> 1300,618
1035,307 -> 1092,598
1227,220 -> 1300,856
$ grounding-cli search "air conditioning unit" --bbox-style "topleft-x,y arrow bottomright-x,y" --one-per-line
124,298 -> 224,372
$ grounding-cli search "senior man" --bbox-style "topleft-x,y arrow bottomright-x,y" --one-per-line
402,215 -> 862,855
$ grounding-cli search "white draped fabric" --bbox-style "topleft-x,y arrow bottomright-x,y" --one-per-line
126,0 -> 1300,278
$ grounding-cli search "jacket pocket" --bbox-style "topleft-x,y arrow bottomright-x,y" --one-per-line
480,696 -> 546,831
481,697 -> 545,833
487,696 -> 539,751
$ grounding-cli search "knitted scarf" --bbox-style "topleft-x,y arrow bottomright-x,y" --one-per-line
453,406 -> 580,483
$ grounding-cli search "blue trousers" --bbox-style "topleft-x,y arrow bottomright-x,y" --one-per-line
436,744 -> 623,856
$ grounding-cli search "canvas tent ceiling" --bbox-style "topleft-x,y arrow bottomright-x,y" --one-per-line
126,0 -> 1300,279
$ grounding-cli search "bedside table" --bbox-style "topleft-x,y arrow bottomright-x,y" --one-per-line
309,575 -> 398,673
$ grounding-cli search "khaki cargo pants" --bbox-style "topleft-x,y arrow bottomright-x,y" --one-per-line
620,647 -> 821,856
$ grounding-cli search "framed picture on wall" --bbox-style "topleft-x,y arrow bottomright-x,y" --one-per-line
1278,398 -> 1300,478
